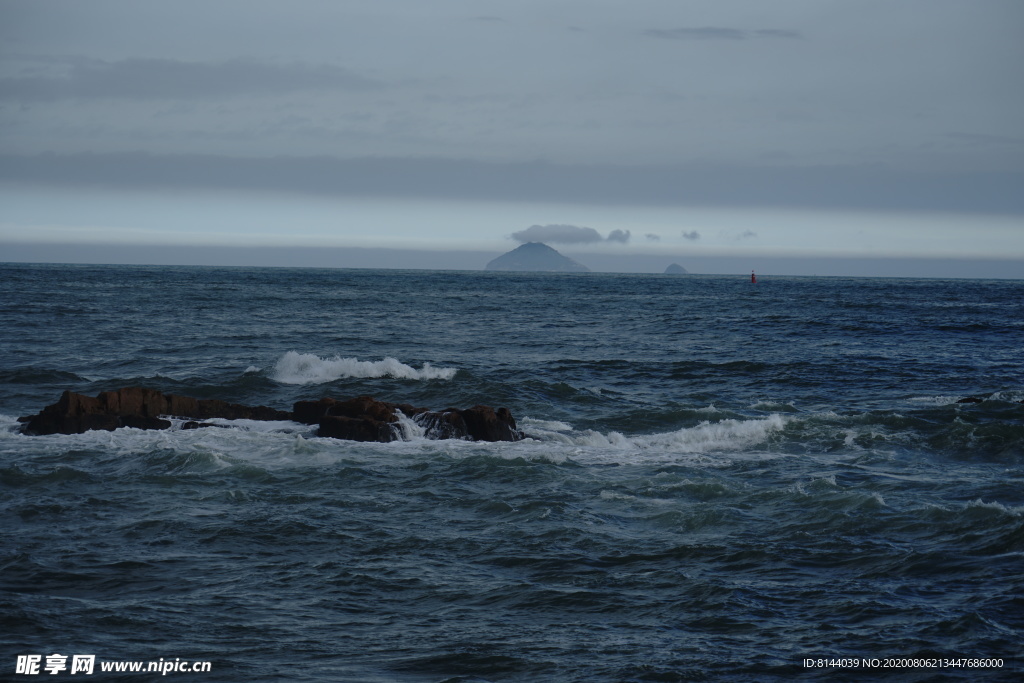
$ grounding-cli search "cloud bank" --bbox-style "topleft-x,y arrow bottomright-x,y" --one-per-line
644,27 -> 802,41
511,224 -> 633,244
511,224 -> 602,243
2,152 -> 1022,214
0,58 -> 380,101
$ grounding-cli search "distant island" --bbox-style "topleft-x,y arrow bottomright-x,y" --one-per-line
664,263 -> 689,274
485,242 -> 590,272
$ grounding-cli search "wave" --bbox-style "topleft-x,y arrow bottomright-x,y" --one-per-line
0,411 -> 792,472
0,368 -> 94,384
519,414 -> 789,454
4,399 -> 1017,469
908,391 -> 1024,406
907,395 -> 963,406
269,351 -> 457,384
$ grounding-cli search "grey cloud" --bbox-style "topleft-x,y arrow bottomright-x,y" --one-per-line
0,58 -> 380,101
645,27 -> 745,41
681,230 -> 701,241
607,229 -> 631,243
947,132 -> 1024,147
2,152 -> 1021,214
512,224 -> 603,244
736,230 -> 758,240
753,29 -> 803,40
645,233 -> 661,241
644,27 -> 802,41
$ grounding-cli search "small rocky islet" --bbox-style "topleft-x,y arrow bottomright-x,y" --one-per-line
18,387 -> 523,443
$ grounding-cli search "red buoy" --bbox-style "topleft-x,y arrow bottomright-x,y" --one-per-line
751,270 -> 757,284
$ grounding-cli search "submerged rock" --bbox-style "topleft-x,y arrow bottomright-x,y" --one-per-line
20,388 -> 523,443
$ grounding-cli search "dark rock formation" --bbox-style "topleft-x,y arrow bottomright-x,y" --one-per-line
956,396 -> 984,404
664,263 -> 689,274
485,242 -> 590,272
292,395 -> 523,442
19,387 -> 291,436
460,405 -> 522,442
411,405 -> 521,442
412,409 -> 468,440
20,388 -> 523,443
293,395 -> 415,443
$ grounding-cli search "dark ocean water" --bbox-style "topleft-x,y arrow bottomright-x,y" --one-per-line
1,262 -> 1022,681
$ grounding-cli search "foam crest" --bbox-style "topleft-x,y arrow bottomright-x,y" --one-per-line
907,395 -> 961,406
392,411 -> 427,441
0,414 -> 21,438
966,499 -> 1022,517
523,414 -> 788,455
632,415 -> 789,453
3,409 -> 790,468
520,417 -> 574,432
270,351 -> 457,384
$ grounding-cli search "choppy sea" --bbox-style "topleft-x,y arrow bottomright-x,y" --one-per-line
1,263 -> 1022,681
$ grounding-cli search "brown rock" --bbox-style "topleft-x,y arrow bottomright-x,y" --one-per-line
19,388 -> 288,436
121,415 -> 173,430
299,395 -> 521,442
413,409 -> 469,440
169,394 -> 199,417
328,396 -> 400,423
462,405 -> 522,442
298,395 -> 407,442
292,397 -> 338,425
20,388 -> 523,443
193,398 -> 290,421
318,415 -> 394,442
20,390 -> 120,435
97,387 -> 170,417
409,405 -> 522,441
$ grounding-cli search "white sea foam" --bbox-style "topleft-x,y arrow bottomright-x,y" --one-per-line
749,400 -> 797,412
632,415 -> 789,453
192,418 -> 312,434
392,411 -> 427,441
0,414 -> 21,437
966,499 -> 1022,517
522,414 -> 789,457
270,351 -> 457,384
2,409 -> 791,470
520,417 -> 575,432
3,417 -> 329,470
907,395 -> 961,406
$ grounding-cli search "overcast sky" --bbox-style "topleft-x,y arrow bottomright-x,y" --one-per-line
1,0 -> 1022,276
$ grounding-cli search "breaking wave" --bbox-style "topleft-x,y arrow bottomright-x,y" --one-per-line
270,351 -> 457,384
520,414 -> 789,453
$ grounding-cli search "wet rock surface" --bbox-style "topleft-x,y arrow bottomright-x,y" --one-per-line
292,395 -> 522,442
20,388 -> 523,442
